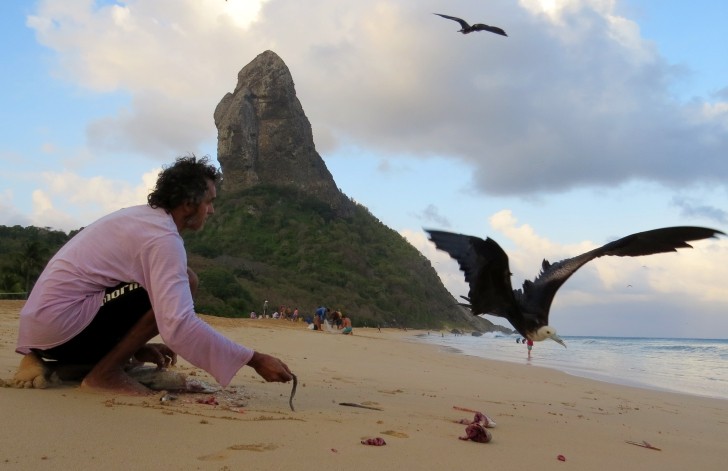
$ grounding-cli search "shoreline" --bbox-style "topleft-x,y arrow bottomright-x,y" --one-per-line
2,300 -> 727,470
410,331 -> 728,402
436,342 -> 714,400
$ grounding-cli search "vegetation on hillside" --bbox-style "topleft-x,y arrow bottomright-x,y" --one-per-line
0,225 -> 70,298
184,185 -> 500,331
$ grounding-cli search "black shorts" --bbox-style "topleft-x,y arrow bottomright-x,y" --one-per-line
35,282 -> 152,364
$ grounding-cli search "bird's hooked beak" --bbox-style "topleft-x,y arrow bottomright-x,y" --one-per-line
550,334 -> 567,348
534,326 -> 567,348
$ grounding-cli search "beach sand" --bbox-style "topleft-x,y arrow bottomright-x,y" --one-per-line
1,299 -> 726,470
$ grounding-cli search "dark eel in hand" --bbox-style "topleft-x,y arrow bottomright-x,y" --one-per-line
289,373 -> 297,411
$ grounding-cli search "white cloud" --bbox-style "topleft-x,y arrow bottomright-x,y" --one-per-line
20,168 -> 160,231
43,171 -> 138,208
86,93 -> 214,157
30,189 -> 76,230
22,0 -> 728,198
700,101 -> 728,129
28,0 -> 269,94
31,189 -> 53,214
0,190 -> 32,227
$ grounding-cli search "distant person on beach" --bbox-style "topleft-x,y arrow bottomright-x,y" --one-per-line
332,310 -> 343,329
341,314 -> 353,335
314,306 -> 329,331
526,338 -> 534,359
12,155 -> 293,395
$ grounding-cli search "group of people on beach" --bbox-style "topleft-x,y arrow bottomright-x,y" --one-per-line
251,303 -> 300,321
312,306 -> 353,334
247,303 -> 354,336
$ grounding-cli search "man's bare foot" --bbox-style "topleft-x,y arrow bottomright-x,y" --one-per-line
80,367 -> 152,396
12,352 -> 62,389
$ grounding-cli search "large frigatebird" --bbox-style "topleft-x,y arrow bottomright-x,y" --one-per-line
434,13 -> 507,37
426,226 -> 724,346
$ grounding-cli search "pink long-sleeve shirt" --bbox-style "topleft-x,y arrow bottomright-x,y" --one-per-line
16,205 -> 253,387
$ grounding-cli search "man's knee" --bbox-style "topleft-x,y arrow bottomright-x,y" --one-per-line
187,268 -> 199,296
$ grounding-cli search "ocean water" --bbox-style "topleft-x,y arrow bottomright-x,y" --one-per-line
412,332 -> 728,401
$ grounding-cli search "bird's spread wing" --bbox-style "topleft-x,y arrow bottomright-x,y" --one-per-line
433,13 -> 470,29
521,226 -> 725,320
426,229 -> 518,318
597,226 -> 724,257
472,23 -> 508,36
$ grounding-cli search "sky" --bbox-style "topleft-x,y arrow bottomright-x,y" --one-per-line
1,0 -> 727,338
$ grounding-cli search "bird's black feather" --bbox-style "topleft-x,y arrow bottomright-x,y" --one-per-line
426,229 -> 519,320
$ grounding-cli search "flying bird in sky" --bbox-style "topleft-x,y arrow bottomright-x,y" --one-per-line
426,226 -> 724,346
434,13 -> 507,37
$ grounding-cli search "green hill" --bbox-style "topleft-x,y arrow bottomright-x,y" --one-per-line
184,184 -> 500,331
0,225 -> 70,298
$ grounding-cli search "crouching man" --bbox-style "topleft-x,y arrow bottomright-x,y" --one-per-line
13,155 -> 292,395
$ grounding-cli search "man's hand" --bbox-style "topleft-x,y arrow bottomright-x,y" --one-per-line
132,343 -> 177,369
247,352 -> 293,382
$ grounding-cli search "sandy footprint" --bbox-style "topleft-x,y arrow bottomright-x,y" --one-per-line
361,400 -> 381,407
331,376 -> 357,384
228,443 -> 278,452
198,443 -> 278,460
197,451 -> 229,461
11,352 -> 61,389
381,430 -> 409,438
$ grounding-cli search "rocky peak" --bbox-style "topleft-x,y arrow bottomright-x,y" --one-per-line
214,50 -> 354,216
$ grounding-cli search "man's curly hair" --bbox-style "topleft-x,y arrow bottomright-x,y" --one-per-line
147,155 -> 221,211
